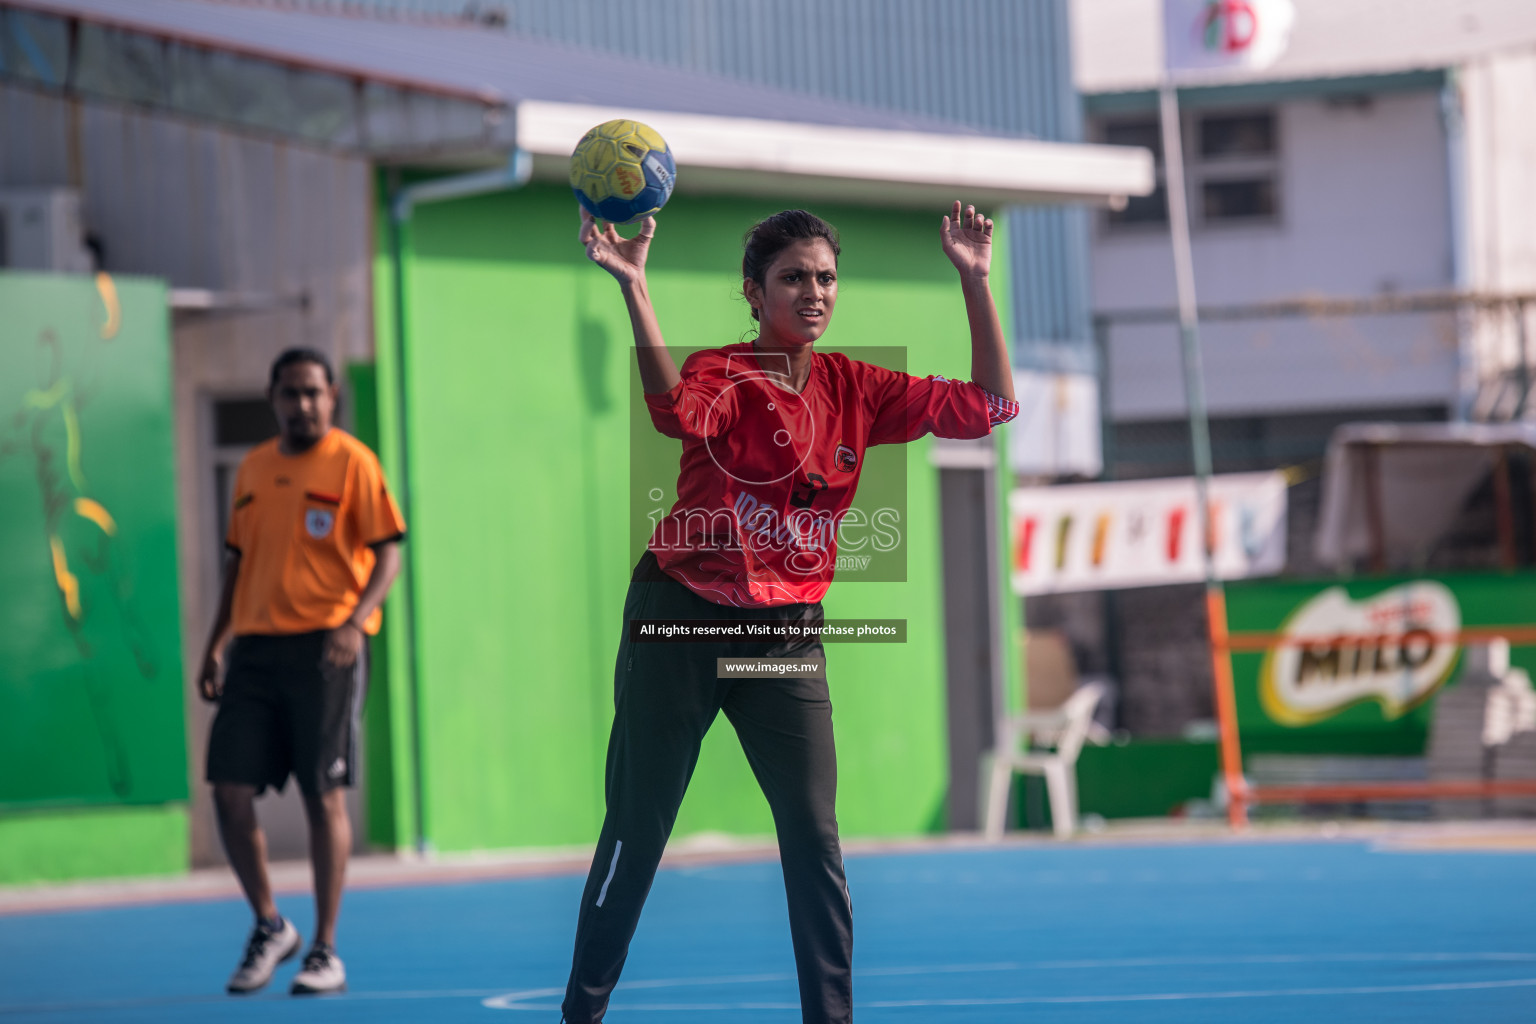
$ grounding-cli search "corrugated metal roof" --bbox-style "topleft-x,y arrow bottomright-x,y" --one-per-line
6,0 -> 985,135
460,0 -> 1082,141
191,0 -> 1106,356
2,0 -> 1155,205
1073,0 -> 1536,95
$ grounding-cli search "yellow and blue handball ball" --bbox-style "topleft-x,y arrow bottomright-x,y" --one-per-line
570,119 -> 677,225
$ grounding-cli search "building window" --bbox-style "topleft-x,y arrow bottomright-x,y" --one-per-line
1102,108 -> 1280,230
1103,119 -> 1169,226
211,397 -> 277,559
1202,178 -> 1277,220
1199,111 -> 1275,157
1196,111 -> 1279,222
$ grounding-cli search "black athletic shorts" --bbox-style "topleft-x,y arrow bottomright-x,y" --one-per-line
206,631 -> 366,797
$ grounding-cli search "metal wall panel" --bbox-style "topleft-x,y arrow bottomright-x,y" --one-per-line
495,0 -> 1074,139
2,84 -> 370,317
209,0 -> 1078,134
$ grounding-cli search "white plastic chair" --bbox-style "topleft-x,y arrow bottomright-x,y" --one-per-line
983,682 -> 1108,840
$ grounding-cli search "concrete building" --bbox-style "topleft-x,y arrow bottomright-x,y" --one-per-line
1046,0 -> 1536,738
0,0 -> 1148,880
1076,0 -> 1536,469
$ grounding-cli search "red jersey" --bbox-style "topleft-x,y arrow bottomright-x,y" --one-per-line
645,342 -> 1018,607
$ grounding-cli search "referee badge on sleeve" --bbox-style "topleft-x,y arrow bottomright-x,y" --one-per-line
305,508 -> 335,539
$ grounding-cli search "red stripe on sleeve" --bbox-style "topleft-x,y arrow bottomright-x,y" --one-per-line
985,390 -> 1019,426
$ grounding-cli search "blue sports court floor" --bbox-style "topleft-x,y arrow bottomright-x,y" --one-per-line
2,837 -> 1534,1022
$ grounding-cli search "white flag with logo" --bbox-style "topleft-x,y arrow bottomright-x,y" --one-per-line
1164,0 -> 1296,75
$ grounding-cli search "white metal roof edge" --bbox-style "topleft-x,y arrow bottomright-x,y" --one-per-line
517,101 -> 1154,206
1329,421 -> 1536,448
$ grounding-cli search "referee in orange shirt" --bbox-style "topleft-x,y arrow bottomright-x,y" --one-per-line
196,348 -> 404,996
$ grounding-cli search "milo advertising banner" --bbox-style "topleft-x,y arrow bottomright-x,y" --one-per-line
1225,573 -> 1536,755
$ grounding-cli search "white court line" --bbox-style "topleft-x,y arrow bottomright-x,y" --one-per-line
860,978 -> 1536,1008
852,952 -> 1536,976
484,977 -> 1536,1011
0,988 -> 515,1015
481,956 -> 1536,1011
16,958 -> 1531,1016
481,972 -> 798,1010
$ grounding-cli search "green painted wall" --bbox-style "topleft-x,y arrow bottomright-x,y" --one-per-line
376,181 -> 1015,852
0,804 -> 188,885
1075,740 -> 1218,820
0,271 -> 188,887
345,362 -> 410,850
0,272 -> 186,809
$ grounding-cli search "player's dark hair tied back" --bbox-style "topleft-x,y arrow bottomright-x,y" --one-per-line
742,210 -> 841,322
269,347 -> 335,390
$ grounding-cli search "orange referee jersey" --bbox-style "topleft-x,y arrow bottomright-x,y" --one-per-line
226,428 -> 405,637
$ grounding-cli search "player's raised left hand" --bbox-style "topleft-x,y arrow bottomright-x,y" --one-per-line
940,201 -> 993,280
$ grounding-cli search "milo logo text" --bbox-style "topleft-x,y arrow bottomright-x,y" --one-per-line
1260,582 -> 1461,726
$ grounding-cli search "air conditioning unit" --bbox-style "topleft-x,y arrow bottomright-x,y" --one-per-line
0,187 -> 94,273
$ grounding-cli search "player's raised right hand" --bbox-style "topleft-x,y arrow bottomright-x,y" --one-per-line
940,200 -> 993,281
580,207 -> 654,286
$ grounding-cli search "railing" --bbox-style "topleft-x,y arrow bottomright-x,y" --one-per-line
1221,625 -> 1536,809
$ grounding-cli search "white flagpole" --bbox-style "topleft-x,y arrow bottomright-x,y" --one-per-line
1156,77 -> 1249,828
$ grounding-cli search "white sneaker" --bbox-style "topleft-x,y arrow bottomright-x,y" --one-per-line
290,944 -> 346,995
226,918 -> 301,994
